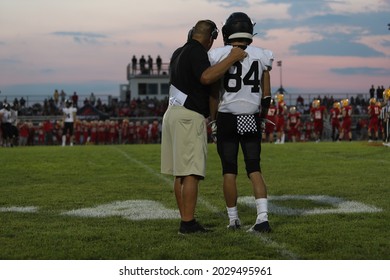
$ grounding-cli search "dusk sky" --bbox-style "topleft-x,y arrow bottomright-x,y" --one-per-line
1,0 -> 390,101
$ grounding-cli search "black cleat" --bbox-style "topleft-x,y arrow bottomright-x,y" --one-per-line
248,221 -> 272,233
179,220 -> 209,235
227,219 -> 241,230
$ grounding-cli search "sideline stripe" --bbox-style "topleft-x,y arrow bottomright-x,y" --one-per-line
113,146 -> 299,260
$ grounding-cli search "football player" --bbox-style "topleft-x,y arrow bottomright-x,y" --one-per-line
0,103 -> 13,147
208,12 -> 273,232
275,92 -> 287,144
310,99 -> 327,142
367,97 -> 381,142
338,99 -> 353,141
62,99 -> 77,146
286,106 -> 301,142
329,101 -> 341,141
263,99 -> 277,143
381,89 -> 390,146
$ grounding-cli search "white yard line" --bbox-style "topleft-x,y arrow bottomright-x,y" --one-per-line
113,146 -> 300,260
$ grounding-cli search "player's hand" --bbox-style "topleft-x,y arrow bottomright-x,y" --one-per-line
209,120 -> 217,143
259,118 -> 266,132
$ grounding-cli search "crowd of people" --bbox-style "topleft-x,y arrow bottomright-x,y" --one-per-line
263,88 -> 390,145
4,91 -> 168,119
1,87 -> 390,147
0,114 -> 162,147
128,55 -> 164,76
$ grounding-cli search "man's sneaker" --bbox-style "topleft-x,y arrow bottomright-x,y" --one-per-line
227,219 -> 241,230
179,220 -> 208,235
248,221 -> 272,233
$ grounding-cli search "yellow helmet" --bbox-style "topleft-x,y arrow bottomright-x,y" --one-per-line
333,102 -> 340,109
384,88 -> 390,101
369,97 -> 376,105
276,93 -> 284,103
341,99 -> 349,107
289,106 -> 296,114
312,99 -> 320,108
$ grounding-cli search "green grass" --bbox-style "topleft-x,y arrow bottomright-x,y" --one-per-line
0,142 -> 389,260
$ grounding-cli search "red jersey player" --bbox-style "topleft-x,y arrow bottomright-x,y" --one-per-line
275,93 -> 287,144
310,99 -> 327,142
263,99 -> 276,143
367,97 -> 381,142
329,101 -> 341,141
286,106 -> 301,142
339,99 -> 353,141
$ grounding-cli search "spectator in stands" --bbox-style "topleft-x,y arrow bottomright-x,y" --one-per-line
376,86 -> 383,101
156,55 -> 162,75
148,55 -> 153,74
139,55 -> 146,74
72,92 -> 79,108
296,95 -> 304,106
131,55 -> 137,75
60,90 -> 66,106
53,89 -> 59,106
19,97 -> 26,108
369,85 -> 375,99
89,92 -> 96,106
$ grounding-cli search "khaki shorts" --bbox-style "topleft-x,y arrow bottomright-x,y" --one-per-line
161,106 -> 207,178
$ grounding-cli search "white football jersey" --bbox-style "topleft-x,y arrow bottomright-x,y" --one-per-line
63,107 -> 77,122
208,45 -> 274,115
0,109 -> 11,123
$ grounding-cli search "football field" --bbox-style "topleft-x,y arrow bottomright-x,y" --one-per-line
0,141 -> 389,260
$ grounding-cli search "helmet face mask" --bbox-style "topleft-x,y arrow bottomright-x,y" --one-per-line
222,12 -> 254,45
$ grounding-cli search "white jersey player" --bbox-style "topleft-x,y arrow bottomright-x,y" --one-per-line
62,99 -> 77,146
208,12 -> 273,233
209,45 -> 273,115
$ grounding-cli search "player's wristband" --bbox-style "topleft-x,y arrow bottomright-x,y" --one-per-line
261,96 -> 271,109
260,96 -> 271,119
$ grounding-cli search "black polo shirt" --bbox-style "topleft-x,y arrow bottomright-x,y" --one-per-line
169,39 -> 211,118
